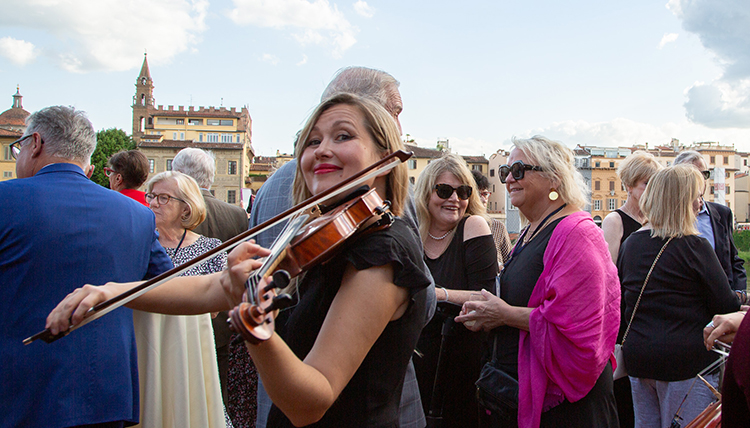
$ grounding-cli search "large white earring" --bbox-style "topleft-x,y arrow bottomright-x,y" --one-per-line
549,189 -> 559,201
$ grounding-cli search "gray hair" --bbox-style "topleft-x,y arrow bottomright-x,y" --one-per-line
321,66 -> 400,109
25,106 -> 97,164
172,147 -> 216,189
674,150 -> 705,167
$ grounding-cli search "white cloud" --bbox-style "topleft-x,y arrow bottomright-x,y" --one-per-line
658,33 -> 679,49
519,117 -> 750,151
684,80 -> 750,128
668,0 -> 750,127
261,53 -> 280,65
296,54 -> 308,66
0,0 -> 208,73
229,0 -> 358,58
353,1 -> 375,18
0,37 -> 38,65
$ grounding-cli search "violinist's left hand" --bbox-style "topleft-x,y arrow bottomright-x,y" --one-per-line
220,241 -> 271,308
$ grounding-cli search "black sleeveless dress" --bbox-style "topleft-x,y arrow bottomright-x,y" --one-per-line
414,216 -> 498,428
614,208 -> 641,428
615,209 -> 641,245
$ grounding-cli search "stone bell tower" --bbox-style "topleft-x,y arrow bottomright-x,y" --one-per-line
132,53 -> 155,142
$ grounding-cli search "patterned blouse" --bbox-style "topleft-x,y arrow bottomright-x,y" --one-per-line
165,235 -> 227,276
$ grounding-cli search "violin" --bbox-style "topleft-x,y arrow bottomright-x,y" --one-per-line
228,187 -> 394,344
24,150 -> 413,345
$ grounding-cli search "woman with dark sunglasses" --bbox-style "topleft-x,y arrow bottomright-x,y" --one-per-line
456,136 -> 620,428
413,153 -> 499,427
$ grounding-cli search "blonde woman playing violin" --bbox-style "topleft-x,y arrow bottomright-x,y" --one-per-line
46,93 -> 431,427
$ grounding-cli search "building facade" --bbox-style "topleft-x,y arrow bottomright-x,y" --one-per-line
132,54 -> 254,206
246,151 -> 294,193
0,88 -> 29,182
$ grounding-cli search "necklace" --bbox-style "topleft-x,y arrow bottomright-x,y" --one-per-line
522,203 -> 567,245
428,227 -> 455,240
173,228 -> 187,255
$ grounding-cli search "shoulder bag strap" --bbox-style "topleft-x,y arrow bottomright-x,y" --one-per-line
621,237 -> 673,346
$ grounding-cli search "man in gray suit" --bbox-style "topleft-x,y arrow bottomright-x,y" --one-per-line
172,147 -> 248,405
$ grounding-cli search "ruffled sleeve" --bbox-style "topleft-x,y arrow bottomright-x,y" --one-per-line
341,218 -> 431,294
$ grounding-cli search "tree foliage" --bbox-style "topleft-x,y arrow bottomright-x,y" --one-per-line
90,128 -> 136,188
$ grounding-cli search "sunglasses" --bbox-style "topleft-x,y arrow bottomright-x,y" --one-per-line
701,170 -> 711,180
104,167 -> 118,178
434,183 -> 472,200
499,161 -> 543,183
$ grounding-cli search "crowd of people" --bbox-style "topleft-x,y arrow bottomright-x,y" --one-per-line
1,65 -> 749,428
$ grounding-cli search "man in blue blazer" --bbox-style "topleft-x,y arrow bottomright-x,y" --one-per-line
675,151 -> 747,302
0,106 -> 173,428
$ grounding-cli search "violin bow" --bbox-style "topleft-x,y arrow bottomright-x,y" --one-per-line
24,150 -> 413,345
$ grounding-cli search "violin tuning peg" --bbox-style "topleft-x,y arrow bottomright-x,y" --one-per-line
264,293 -> 294,313
263,270 -> 291,292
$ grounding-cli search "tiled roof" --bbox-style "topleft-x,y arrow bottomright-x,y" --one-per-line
404,143 -> 443,159
0,107 -> 29,126
138,140 -> 243,150
462,155 -> 488,163
249,164 -> 273,172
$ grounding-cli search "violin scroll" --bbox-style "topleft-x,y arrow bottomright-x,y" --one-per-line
228,270 -> 294,344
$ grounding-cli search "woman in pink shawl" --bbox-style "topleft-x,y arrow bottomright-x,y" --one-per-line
456,136 -> 621,428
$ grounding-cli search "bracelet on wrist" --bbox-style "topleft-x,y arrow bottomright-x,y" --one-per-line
439,287 -> 449,302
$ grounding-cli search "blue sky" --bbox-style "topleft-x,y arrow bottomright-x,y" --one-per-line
1,0 -> 749,157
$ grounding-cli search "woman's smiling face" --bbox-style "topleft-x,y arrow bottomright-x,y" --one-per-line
428,172 -> 469,229
299,104 -> 382,197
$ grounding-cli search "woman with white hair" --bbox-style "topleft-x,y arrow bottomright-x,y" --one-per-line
133,170 -> 228,428
456,136 -> 620,428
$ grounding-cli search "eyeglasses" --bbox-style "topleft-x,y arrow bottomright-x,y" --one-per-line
104,167 -> 118,178
701,170 -> 711,180
145,193 -> 187,205
479,190 -> 491,198
499,161 -> 543,183
434,183 -> 472,200
9,134 -> 33,160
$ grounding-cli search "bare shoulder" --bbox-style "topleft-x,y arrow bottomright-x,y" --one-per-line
463,215 -> 491,241
601,211 -> 623,237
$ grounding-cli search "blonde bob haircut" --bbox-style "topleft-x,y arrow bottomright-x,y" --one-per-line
617,150 -> 663,190
413,153 -> 488,244
292,92 -> 408,216
146,171 -> 207,230
639,164 -> 701,239
511,136 -> 588,212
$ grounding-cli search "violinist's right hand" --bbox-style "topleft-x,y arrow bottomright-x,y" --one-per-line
46,281 -> 139,335
220,241 -> 271,308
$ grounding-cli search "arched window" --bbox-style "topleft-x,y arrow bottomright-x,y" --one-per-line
139,117 -> 145,132
141,93 -> 145,106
